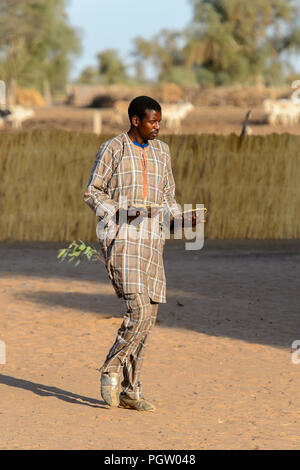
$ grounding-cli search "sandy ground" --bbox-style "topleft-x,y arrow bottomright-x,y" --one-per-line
3,104 -> 300,136
0,239 -> 300,450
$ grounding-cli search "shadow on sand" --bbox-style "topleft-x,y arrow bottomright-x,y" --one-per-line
1,240 -> 300,349
0,374 -> 107,409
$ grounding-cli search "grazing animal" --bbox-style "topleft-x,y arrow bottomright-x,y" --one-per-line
0,108 -> 12,129
0,108 -> 12,119
263,99 -> 300,126
112,100 -> 128,125
0,105 -> 35,129
162,102 -> 194,131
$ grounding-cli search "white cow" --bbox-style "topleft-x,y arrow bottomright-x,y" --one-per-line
112,100 -> 128,125
162,102 -> 194,131
112,100 -> 195,131
263,99 -> 300,126
0,105 -> 35,129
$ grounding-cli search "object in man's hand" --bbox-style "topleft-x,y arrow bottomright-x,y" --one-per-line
184,208 -> 207,227
128,204 -> 162,222
144,204 -> 162,218
170,208 -> 207,234
114,206 -> 144,224
116,204 -> 162,224
128,205 -> 147,221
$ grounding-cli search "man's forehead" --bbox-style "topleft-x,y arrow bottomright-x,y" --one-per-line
144,109 -> 161,119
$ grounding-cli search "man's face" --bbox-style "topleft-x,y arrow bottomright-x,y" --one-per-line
133,109 -> 161,140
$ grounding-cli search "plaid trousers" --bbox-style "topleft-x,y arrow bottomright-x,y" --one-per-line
100,292 -> 158,399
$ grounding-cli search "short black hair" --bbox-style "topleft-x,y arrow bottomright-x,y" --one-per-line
128,96 -> 161,123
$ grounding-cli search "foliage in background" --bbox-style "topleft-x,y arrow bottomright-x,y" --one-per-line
1,0 -> 300,93
184,0 -> 300,86
129,0 -> 300,87
76,66 -> 101,86
76,49 -> 129,86
97,49 -> 128,85
81,0 -> 300,88
0,130 -> 299,241
132,30 -> 188,85
0,0 -> 82,100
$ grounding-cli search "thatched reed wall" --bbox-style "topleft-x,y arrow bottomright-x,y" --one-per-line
0,130 -> 298,241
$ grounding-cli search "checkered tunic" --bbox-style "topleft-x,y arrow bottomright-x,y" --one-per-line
84,132 -> 180,303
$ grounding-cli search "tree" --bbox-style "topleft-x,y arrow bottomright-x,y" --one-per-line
97,49 -> 127,85
0,0 -> 81,102
185,0 -> 300,86
132,29 -> 187,83
76,66 -> 101,85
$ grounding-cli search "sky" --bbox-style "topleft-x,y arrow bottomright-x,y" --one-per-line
66,0 -> 300,82
66,0 -> 193,80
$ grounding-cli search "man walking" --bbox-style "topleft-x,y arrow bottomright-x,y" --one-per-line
84,96 -> 182,411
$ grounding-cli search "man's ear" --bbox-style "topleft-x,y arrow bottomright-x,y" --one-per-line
131,115 -> 140,128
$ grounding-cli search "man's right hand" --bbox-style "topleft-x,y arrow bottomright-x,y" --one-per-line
115,206 -> 145,224
116,206 -> 162,224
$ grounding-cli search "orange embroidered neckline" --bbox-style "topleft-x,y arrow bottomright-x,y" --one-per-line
129,139 -> 148,201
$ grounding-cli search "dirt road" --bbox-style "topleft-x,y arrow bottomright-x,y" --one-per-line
3,104 -> 300,136
1,240 -> 300,449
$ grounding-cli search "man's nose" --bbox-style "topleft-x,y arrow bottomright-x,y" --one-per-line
155,121 -> 160,130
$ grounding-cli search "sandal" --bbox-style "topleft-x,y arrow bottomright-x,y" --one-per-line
118,393 -> 156,411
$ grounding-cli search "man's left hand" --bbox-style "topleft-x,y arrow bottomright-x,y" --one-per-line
184,209 -> 207,227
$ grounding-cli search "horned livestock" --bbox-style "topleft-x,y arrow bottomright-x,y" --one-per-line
112,100 -> 128,125
0,108 -> 11,129
0,105 -> 35,129
161,102 -> 194,131
112,100 -> 194,132
263,99 -> 300,126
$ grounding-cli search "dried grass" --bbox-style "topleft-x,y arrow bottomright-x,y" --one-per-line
0,130 -> 299,241
15,88 -> 46,107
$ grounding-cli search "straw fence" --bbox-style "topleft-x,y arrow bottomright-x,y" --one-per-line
0,130 -> 298,241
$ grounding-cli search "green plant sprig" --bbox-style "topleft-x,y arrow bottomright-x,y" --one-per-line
57,240 -> 104,266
